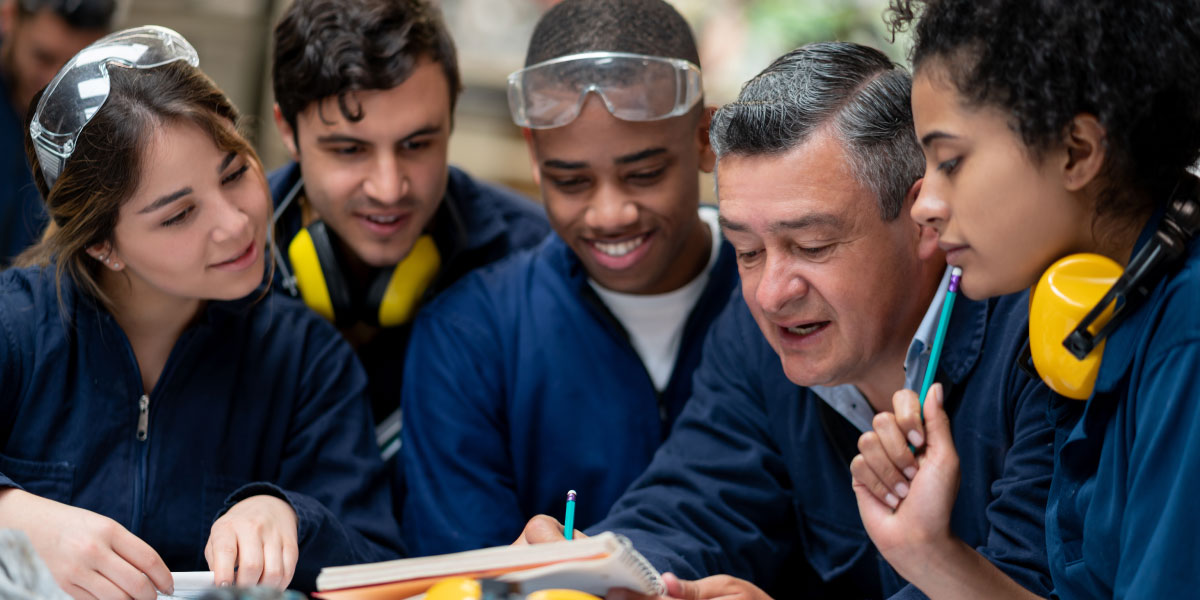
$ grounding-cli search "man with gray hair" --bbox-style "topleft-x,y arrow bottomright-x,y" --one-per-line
519,41 -> 1055,599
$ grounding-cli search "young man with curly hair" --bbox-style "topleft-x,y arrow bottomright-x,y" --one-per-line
268,0 -> 550,436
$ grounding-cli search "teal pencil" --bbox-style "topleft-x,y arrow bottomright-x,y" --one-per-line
564,490 -> 577,540
919,266 -> 963,410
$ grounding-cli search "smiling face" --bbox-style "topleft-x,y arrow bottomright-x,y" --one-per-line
910,67 -> 1095,299
718,130 -> 936,392
275,57 -> 451,270
106,119 -> 269,302
527,95 -> 714,295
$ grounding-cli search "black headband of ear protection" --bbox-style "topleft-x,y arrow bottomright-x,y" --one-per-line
1063,178 -> 1200,359
1018,176 -> 1200,392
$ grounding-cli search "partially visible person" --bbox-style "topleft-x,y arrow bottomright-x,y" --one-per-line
517,42 -> 1056,600
268,0 -> 549,435
852,2 -> 1200,599
399,0 -> 738,556
0,0 -> 118,264
0,26 -> 402,598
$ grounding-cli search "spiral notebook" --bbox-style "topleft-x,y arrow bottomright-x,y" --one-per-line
313,532 -> 664,600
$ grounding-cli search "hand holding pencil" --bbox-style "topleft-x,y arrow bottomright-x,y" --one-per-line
848,266 -> 968,581
849,265 -> 960,510
850,382 -> 964,585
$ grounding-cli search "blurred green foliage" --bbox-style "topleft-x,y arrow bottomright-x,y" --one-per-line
745,0 -> 908,62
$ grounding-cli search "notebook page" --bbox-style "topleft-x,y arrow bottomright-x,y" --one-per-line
317,532 -> 633,591
156,572 -> 213,600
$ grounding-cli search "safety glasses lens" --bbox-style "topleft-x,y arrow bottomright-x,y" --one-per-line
31,26 -> 198,187
508,53 -> 701,129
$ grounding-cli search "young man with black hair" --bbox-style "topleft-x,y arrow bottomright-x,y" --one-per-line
0,0 -> 117,263
400,0 -> 739,556
268,0 -> 549,436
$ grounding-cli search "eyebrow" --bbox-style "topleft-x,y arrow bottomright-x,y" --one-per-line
315,125 -> 443,147
718,213 -> 845,234
316,134 -> 367,146
920,130 -> 958,147
543,158 -> 587,170
138,152 -> 237,214
543,147 -> 668,170
615,147 -> 667,165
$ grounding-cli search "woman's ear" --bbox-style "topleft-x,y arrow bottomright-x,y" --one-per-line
1061,114 -> 1107,192
86,243 -> 123,271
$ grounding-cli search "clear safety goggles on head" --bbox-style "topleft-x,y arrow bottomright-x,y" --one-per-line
507,51 -> 702,129
29,25 -> 198,189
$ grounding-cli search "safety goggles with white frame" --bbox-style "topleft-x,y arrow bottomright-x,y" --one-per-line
507,51 -> 703,130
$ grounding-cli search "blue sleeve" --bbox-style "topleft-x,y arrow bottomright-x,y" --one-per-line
222,317 -> 404,589
588,299 -> 796,583
1115,337 -> 1200,598
0,284 -> 29,491
400,282 -> 518,556
890,361 -> 1056,599
973,364 -> 1056,597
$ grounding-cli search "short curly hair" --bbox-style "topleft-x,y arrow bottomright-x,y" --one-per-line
887,0 -> 1200,217
272,0 -> 461,132
525,0 -> 700,67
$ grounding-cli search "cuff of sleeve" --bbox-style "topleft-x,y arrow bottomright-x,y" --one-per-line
590,529 -> 701,582
218,482 -> 321,546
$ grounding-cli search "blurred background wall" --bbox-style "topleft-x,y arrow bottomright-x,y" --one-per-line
120,0 -> 910,203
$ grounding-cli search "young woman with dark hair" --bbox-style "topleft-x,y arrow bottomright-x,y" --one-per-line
0,26 -> 402,599
850,1 -> 1200,598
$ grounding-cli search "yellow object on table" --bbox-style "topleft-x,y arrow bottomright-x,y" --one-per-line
425,577 -> 601,600
426,577 -> 482,600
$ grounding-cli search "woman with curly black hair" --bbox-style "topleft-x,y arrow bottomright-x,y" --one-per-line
849,1 -> 1200,598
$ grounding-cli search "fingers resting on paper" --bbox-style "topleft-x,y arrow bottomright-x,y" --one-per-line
0,488 -> 172,600
204,494 -> 298,589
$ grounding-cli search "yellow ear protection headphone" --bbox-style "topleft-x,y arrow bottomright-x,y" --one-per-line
1023,180 -> 1200,399
271,179 -> 442,328
425,577 -> 601,600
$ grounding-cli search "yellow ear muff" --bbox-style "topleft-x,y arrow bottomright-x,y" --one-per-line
375,234 -> 441,327
1029,253 -> 1123,400
287,227 -> 337,322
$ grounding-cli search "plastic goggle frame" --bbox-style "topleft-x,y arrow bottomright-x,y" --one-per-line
29,25 -> 198,189
507,51 -> 702,129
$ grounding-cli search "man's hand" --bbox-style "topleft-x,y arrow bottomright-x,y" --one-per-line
0,488 -> 173,599
513,514 -> 587,545
205,494 -> 298,588
607,573 -> 773,600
